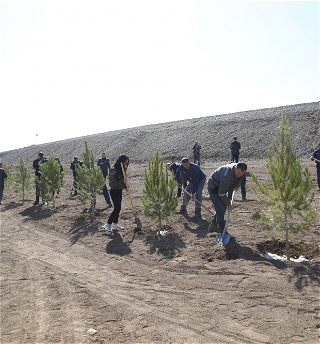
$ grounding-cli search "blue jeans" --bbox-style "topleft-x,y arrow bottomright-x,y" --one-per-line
182,179 -> 205,214
208,190 -> 227,228
228,180 -> 246,199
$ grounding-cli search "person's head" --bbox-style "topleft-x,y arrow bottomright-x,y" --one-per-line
38,152 -> 44,159
318,142 -> 320,148
55,157 -> 60,164
181,157 -> 190,169
234,162 -> 247,178
233,136 -> 237,141
114,154 -> 129,169
102,152 -> 106,158
0,162 -> 2,168
73,156 -> 78,162
166,163 -> 171,171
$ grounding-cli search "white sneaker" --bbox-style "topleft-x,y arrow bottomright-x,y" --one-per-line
111,224 -> 124,231
103,223 -> 112,232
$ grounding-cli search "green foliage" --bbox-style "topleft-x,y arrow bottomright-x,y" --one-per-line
1,162 -> 12,190
35,154 -> 64,207
141,150 -> 178,232
251,113 -> 317,260
75,139 -> 105,218
13,156 -> 32,202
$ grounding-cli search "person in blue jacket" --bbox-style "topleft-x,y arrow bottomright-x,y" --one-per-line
311,142 -> 320,191
0,162 -> 8,205
176,158 -> 206,219
97,152 -> 112,208
230,137 -> 241,163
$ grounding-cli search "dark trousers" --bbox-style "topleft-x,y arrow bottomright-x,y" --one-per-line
194,154 -> 200,166
103,185 -> 111,204
35,181 -> 40,202
228,179 -> 246,199
231,154 -> 239,163
0,186 -> 4,204
317,164 -> 320,187
107,188 -> 122,224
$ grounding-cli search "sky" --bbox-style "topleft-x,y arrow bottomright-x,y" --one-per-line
1,1 -> 319,152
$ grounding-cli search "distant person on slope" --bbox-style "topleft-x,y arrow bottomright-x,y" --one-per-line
192,142 -> 201,166
103,154 -> 129,232
310,142 -> 320,191
0,162 -> 8,205
230,137 -> 241,163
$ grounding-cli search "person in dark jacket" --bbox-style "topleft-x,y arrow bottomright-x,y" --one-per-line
0,162 -> 8,205
97,153 -> 112,208
167,162 -> 187,197
192,142 -> 201,166
70,156 -> 83,196
176,158 -> 206,219
53,157 -> 63,196
207,162 -> 247,236
32,152 -> 48,204
103,154 -> 129,232
311,142 -> 320,191
230,137 -> 241,163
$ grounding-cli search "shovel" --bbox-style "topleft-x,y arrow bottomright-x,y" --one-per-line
182,188 -> 215,216
120,162 -> 142,229
216,190 -> 235,246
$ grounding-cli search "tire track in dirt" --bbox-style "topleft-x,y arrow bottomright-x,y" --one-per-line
2,224 -> 271,344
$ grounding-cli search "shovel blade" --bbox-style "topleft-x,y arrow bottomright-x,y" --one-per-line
135,216 -> 142,229
216,228 -> 231,246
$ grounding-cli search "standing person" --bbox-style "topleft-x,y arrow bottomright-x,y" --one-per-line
207,162 -> 247,237
311,142 -> 320,191
97,152 -> 112,208
192,142 -> 201,166
0,162 -> 8,205
70,156 -> 83,196
230,137 -> 241,163
103,154 -> 129,232
176,158 -> 206,219
33,152 -> 48,204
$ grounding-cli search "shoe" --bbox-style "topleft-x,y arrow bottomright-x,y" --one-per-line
192,213 -> 201,219
103,223 -> 112,232
111,224 -> 124,231
317,187 -> 320,191
208,220 -> 218,232
242,197 -> 247,201
107,203 -> 113,208
177,208 -> 187,214
34,201 -> 39,204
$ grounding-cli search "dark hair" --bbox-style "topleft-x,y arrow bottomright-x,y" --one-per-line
236,163 -> 247,171
233,137 -> 237,140
55,157 -> 60,164
39,152 -> 44,157
113,154 -> 129,169
102,152 -> 106,154
181,157 -> 189,164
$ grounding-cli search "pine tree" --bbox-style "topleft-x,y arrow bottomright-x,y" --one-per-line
251,113 -> 317,260
35,154 -> 64,208
141,149 -> 178,234
13,156 -> 32,202
75,139 -> 105,219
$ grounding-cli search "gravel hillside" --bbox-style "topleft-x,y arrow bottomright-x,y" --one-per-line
1,102 -> 319,165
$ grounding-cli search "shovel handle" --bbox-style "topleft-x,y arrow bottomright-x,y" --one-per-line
312,157 -> 320,163
120,162 -> 138,215
182,188 -> 215,216
224,190 -> 235,229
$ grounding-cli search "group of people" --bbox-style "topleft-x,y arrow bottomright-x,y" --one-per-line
2,138 -> 319,239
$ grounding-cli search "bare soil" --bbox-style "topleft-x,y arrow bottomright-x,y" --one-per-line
1,160 -> 319,344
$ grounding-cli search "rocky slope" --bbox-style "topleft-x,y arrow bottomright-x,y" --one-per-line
1,102 -> 319,165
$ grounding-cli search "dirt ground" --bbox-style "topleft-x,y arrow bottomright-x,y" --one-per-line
1,160 -> 319,344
